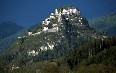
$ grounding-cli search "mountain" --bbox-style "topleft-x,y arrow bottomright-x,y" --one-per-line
89,13 -> 116,36
0,21 -> 25,51
0,21 -> 23,40
0,29 -> 27,51
0,6 -> 108,73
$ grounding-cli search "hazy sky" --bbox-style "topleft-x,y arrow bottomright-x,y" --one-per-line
0,0 -> 116,27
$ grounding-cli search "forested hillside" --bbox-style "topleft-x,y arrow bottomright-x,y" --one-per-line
89,13 -> 116,36
0,37 -> 116,73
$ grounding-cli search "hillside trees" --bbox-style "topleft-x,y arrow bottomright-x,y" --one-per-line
65,37 -> 116,70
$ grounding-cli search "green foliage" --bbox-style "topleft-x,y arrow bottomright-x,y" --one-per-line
65,37 -> 116,70
75,64 -> 116,73
0,28 -> 26,51
89,13 -> 116,36
1,36 -> 116,73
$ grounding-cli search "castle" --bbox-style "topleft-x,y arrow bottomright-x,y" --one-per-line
27,7 -> 81,36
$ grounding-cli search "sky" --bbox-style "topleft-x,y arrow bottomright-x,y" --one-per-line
0,0 -> 116,27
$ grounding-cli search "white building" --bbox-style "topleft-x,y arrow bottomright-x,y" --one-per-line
80,22 -> 83,25
55,9 -> 59,15
58,17 -> 62,23
18,37 -> 21,39
61,8 -> 79,15
47,43 -> 54,50
62,9 -> 67,15
53,27 -> 59,31
42,21 -> 45,24
50,15 -> 55,19
79,17 -> 83,20
44,20 -> 50,25
51,13 -> 54,15
28,32 -> 32,36
53,24 -> 57,27
69,9 -> 73,14
45,18 -> 50,21
79,19 -> 81,22
103,36 -> 107,38
50,45 -> 54,50
66,18 -> 69,20
43,27 -> 48,31
72,8 -> 77,14
17,43 -> 19,44
28,50 -> 38,56
40,46 -> 48,51
12,65 -> 19,70
48,29 -> 57,32
32,32 -> 41,36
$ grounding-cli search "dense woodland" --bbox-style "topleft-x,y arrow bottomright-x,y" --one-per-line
0,37 -> 116,73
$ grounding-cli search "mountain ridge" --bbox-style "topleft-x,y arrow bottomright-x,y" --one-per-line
0,21 -> 24,40
0,21 -> 25,51
89,13 -> 116,36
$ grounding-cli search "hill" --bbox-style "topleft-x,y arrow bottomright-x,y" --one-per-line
0,29 -> 27,51
0,21 -> 23,40
0,6 -> 110,73
89,13 -> 116,36
0,21 -> 25,51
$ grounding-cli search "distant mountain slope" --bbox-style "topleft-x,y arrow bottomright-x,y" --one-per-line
89,13 -> 116,36
0,29 -> 27,51
0,21 -> 26,51
0,21 -> 23,40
